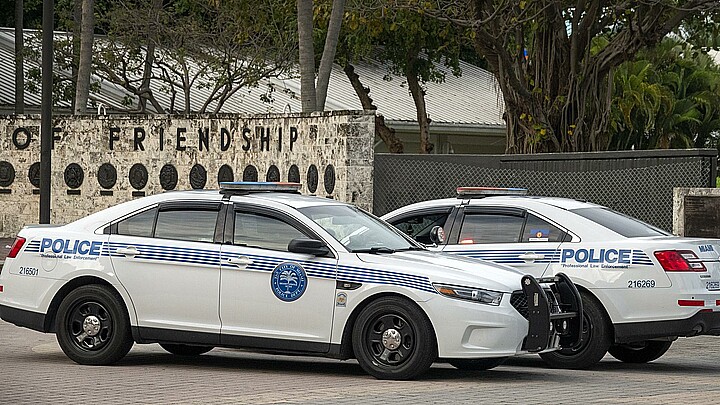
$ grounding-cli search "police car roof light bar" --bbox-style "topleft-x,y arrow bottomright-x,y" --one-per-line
456,186 -> 528,199
220,182 -> 302,196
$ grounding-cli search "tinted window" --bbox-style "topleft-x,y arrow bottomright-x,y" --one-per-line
116,208 -> 157,237
459,214 -> 524,244
522,214 -> 566,242
154,210 -> 217,242
234,212 -> 306,251
391,213 -> 449,244
570,207 -> 669,238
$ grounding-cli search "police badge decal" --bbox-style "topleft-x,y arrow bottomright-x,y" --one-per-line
271,262 -> 308,302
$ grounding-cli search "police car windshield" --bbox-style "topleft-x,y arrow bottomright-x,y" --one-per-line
299,205 -> 420,253
570,207 -> 670,238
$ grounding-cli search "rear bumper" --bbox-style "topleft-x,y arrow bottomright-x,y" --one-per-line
0,303 -> 48,332
614,311 -> 720,343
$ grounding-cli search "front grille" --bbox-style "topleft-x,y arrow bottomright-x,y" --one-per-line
510,291 -> 529,319
510,288 -> 560,320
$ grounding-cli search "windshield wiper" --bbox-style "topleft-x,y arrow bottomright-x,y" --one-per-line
395,246 -> 425,251
352,246 -> 396,254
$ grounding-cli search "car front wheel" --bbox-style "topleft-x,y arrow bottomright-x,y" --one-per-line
56,285 -> 133,365
352,297 -> 437,380
608,340 -> 673,363
539,291 -> 611,369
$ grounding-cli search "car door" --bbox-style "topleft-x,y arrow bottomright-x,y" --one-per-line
219,203 -> 338,352
442,207 -> 567,277
108,201 -> 223,343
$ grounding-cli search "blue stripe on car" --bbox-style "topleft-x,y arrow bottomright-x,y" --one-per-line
101,242 -> 436,294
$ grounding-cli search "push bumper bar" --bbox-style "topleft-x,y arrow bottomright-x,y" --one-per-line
519,272 -> 583,353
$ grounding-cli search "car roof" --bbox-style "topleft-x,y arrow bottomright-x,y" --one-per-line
231,192 -> 349,209
467,196 -> 597,210
68,189 -> 350,233
388,195 -> 598,213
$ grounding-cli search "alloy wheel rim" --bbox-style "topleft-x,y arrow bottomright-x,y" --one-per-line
67,300 -> 113,351
364,313 -> 415,367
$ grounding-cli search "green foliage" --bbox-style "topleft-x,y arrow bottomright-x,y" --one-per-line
326,1 -> 475,86
0,0 -> 46,29
609,39 -> 720,150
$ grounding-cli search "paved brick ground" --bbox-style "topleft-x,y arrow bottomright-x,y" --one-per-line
3,237 -> 720,403
1,318 -> 720,404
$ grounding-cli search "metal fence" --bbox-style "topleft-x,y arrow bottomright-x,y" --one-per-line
373,149 -> 718,232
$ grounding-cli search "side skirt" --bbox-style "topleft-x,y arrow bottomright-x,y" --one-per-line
134,326 -> 346,358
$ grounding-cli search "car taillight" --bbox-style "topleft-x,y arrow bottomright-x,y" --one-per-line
654,250 -> 706,272
7,236 -> 26,259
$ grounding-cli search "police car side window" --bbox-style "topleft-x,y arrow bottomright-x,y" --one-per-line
459,214 -> 524,244
391,213 -> 448,245
521,214 -> 566,243
116,208 -> 157,237
154,209 -> 218,243
234,212 -> 307,252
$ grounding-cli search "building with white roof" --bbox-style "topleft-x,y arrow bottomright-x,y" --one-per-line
0,28 -> 507,153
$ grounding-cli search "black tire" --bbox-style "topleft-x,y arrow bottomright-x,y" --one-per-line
352,297 -> 437,380
159,343 -> 214,356
539,291 -> 611,369
608,340 -> 672,363
448,357 -> 507,371
55,284 -> 133,365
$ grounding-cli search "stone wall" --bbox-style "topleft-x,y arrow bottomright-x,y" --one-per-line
673,187 -> 720,237
0,111 -> 375,237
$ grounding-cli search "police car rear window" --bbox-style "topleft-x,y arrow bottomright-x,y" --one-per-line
570,207 -> 669,238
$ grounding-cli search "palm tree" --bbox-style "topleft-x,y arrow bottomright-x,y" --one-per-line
609,39 -> 720,150
279,270 -> 298,292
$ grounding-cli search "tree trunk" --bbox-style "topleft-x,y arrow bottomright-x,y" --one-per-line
405,55 -> 433,153
73,0 -> 94,115
297,0 -> 317,112
71,0 -> 82,111
139,0 -> 163,113
315,0 -> 345,110
14,0 -> 24,115
343,63 -> 404,153
468,0 -> 701,153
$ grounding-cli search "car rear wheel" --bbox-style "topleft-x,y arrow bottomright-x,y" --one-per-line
159,343 -> 214,356
539,291 -> 611,369
448,357 -> 507,371
608,340 -> 673,363
352,297 -> 437,380
56,285 -> 133,365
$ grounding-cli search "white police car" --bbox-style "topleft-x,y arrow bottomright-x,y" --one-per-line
0,182 -> 581,380
382,187 -> 720,369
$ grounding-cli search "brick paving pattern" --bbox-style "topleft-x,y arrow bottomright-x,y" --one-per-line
1,318 -> 719,404
3,237 -> 720,403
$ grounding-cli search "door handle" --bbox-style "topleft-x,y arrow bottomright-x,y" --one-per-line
518,252 -> 544,261
116,247 -> 139,257
226,256 -> 254,267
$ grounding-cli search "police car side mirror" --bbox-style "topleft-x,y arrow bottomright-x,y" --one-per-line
429,226 -> 445,245
288,238 -> 330,256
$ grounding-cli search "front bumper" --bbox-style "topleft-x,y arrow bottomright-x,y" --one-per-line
513,272 -> 583,352
429,272 -> 582,359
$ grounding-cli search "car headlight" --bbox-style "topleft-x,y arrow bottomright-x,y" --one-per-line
432,283 -> 503,306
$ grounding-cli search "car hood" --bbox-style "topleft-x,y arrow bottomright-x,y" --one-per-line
355,250 -> 525,293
